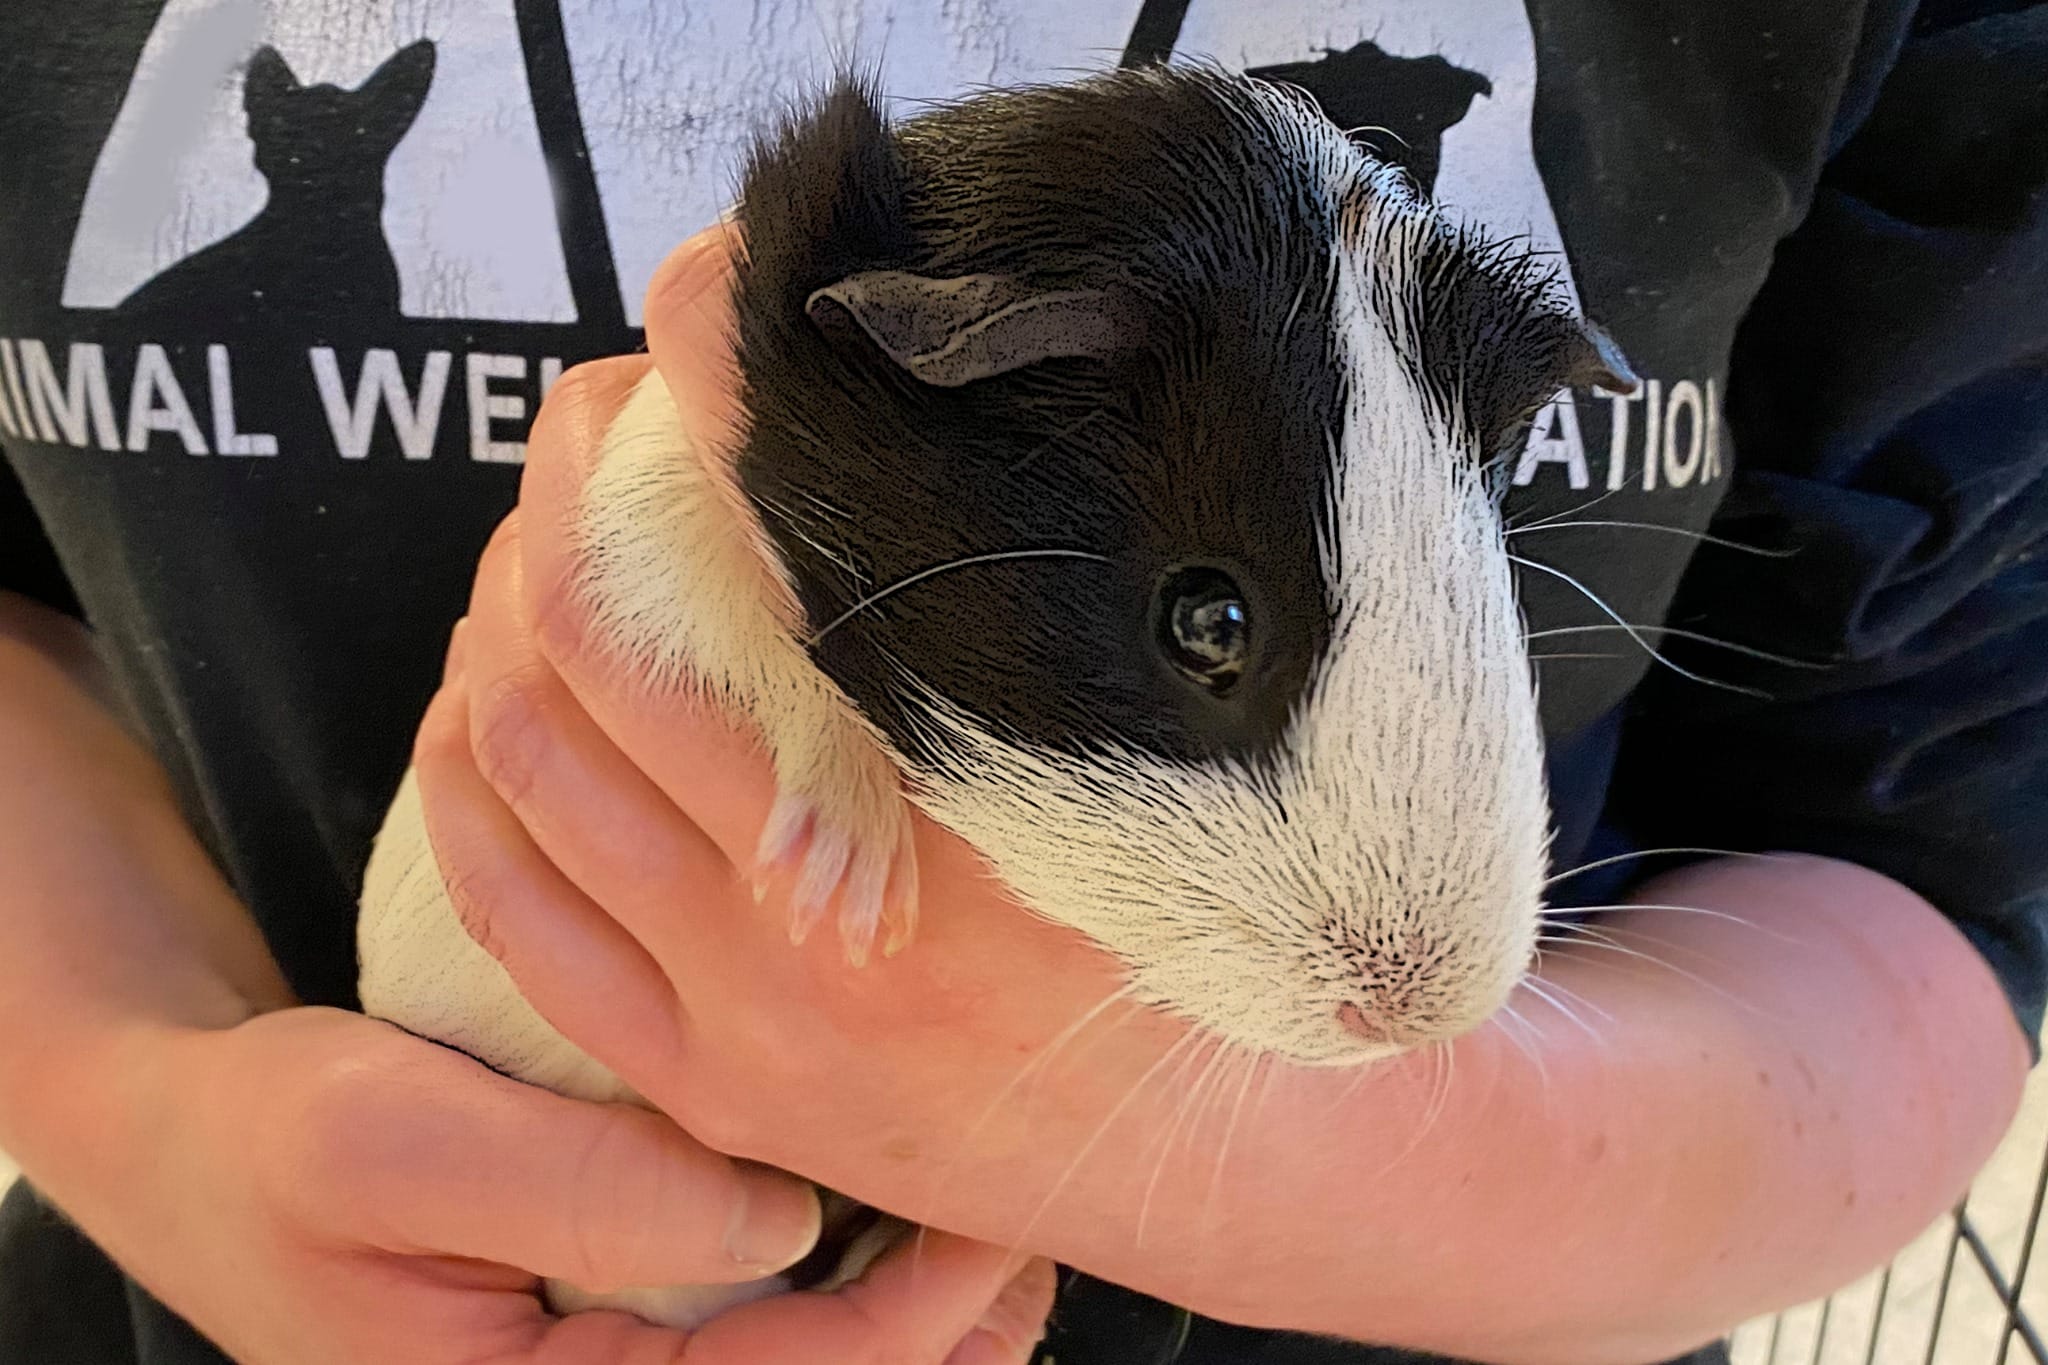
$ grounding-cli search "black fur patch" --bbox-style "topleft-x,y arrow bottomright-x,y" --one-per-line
1348,181 -> 1637,482
732,70 -> 1346,770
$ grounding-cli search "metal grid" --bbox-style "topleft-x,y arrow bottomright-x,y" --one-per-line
1731,1063 -> 2048,1365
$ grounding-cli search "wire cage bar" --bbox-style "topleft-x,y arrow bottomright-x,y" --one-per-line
1731,1062 -> 2048,1365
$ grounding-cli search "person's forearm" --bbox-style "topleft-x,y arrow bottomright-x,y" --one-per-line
0,590 -> 294,1195
1170,854 -> 2028,1363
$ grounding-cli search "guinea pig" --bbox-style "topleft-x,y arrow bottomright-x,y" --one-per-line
357,62 -> 1636,1329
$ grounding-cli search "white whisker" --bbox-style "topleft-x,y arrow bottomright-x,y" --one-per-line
1136,1034 -> 1227,1248
1521,976 -> 1606,1048
1533,973 -> 1615,1027
1492,1003 -> 1552,1107
1341,122 -> 1410,146
1325,1047 -> 1393,1118
1199,1050 -> 1263,1253
920,984 -> 1139,1235
1507,484 -> 1631,532
1508,518 -> 1797,559
1542,921 -> 1778,1019
1546,900 -> 1800,946
809,548 -> 1114,644
1017,1028 -> 1202,1257
1545,846 -> 1779,887
1540,923 -> 1716,974
1508,553 -> 1771,697
1524,622 -> 1825,669
1418,1041 -> 1456,1146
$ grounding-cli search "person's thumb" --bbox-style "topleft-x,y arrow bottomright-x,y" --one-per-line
309,1031 -> 822,1289
644,220 -> 746,480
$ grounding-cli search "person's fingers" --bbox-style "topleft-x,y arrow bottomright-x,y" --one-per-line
642,221 -> 745,468
448,1231 -> 1040,1365
939,1258 -> 1059,1365
503,1305 -> 781,1365
498,260 -> 780,877
834,1235 -> 1045,1365
463,508 -> 741,898
322,1219 -> 1053,1365
514,224 -> 779,873
291,1254 -> 528,1365
507,230 -> 740,653
319,1260 -> 716,1365
516,353 -> 654,510
529,633 -> 788,899
688,1230 -> 1037,1365
446,513 -> 773,994
412,675 -> 697,1094
292,1016 -> 822,1290
444,613 -> 473,688
514,351 -> 657,675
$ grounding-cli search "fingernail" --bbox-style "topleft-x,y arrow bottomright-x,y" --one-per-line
725,1175 -> 821,1274
945,1266 -> 1053,1364
942,1331 -> 1012,1365
443,618 -> 471,682
882,925 -> 911,959
944,1321 -> 1047,1365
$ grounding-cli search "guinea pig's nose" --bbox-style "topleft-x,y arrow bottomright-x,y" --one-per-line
1337,1001 -> 1424,1046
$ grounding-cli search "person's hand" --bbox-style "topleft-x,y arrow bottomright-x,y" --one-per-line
411,221 -> 2028,1362
75,1002 -> 1054,1365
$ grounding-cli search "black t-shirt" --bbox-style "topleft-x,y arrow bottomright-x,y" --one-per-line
1,2 -> 2043,1362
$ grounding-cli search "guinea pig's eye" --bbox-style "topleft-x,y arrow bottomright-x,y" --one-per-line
1155,567 -> 1251,692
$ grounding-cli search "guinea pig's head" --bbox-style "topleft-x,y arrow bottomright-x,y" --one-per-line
731,68 -> 1636,1065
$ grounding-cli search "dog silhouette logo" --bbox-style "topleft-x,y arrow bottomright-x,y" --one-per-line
1249,40 -> 1493,195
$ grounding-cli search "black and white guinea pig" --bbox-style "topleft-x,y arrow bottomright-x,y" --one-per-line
582,63 -> 1636,1061
359,61 -> 1635,1326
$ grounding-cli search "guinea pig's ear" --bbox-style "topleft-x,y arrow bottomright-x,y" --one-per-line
1560,320 -> 1641,397
806,271 -> 1130,387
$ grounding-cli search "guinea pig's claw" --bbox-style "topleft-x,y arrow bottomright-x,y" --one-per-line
786,889 -> 831,949
757,791 -> 916,966
880,822 -> 920,959
838,844 -> 890,968
756,795 -> 823,945
756,795 -> 814,879
794,825 -> 852,909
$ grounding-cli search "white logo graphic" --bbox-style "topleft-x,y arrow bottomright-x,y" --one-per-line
63,0 -> 1141,326
1178,0 -> 1578,302
63,0 -> 1572,327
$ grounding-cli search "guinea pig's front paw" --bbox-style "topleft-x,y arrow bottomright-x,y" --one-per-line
753,753 -> 918,967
